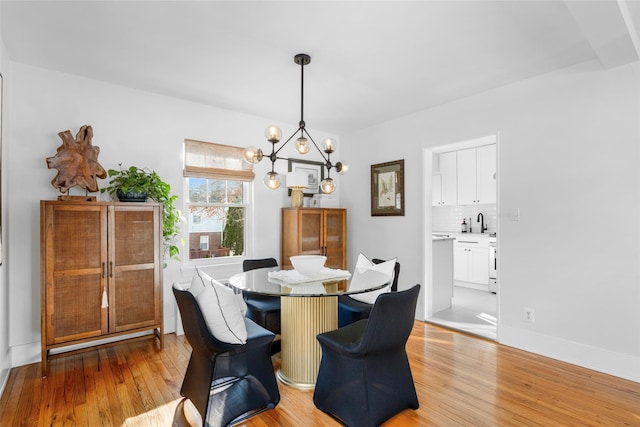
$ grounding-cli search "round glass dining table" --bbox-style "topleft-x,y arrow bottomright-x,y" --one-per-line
228,267 -> 390,389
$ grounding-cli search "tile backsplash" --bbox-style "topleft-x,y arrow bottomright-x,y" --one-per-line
432,204 -> 497,234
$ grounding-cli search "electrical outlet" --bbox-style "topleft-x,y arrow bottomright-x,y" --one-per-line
524,307 -> 535,323
510,208 -> 520,221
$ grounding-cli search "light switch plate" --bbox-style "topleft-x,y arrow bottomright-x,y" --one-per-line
510,208 -> 520,221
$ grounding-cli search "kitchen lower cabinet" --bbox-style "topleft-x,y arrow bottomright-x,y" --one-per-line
281,208 -> 346,270
40,200 -> 163,376
454,239 -> 489,286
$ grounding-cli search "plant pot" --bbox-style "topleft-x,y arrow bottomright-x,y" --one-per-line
116,189 -> 149,202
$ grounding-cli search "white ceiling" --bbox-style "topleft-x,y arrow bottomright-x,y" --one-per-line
2,1 -> 638,134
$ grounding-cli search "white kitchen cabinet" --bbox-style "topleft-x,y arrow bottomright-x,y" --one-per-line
453,238 -> 489,286
432,173 -> 442,206
476,144 -> 496,204
457,144 -> 496,205
432,151 -> 457,206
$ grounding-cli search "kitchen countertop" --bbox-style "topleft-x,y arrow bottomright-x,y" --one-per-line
432,235 -> 456,241
433,231 -> 496,243
434,231 -> 491,238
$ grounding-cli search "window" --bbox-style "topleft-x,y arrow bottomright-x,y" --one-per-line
184,139 -> 254,261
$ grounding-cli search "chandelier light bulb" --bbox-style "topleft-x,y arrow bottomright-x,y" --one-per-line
263,171 -> 281,190
321,177 -> 335,194
265,126 -> 283,143
295,136 -> 310,154
322,138 -> 335,153
335,161 -> 349,174
243,146 -> 263,164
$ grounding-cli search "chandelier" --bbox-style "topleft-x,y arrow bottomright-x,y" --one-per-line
243,53 -> 348,194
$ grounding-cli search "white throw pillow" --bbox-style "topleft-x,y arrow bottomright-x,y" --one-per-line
189,267 -> 209,297
192,267 -> 248,344
348,254 -> 397,304
190,267 -> 247,316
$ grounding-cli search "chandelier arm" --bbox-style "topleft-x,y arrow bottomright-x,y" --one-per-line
302,128 -> 330,163
273,126 -> 303,156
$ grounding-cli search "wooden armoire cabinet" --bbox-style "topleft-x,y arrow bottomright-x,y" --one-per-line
281,208 -> 347,270
40,200 -> 163,375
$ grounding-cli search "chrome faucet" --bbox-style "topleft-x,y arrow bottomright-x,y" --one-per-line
477,213 -> 487,233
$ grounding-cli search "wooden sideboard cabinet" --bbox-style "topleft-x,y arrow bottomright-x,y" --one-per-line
40,200 -> 163,375
281,208 -> 347,270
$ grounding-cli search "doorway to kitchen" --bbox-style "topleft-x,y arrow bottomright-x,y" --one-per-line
426,135 -> 499,340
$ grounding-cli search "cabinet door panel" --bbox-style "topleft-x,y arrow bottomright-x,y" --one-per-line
113,209 -> 156,265
457,148 -> 477,205
432,173 -> 442,206
453,246 -> 468,282
52,209 -> 103,271
109,205 -> 161,332
299,210 -> 323,254
113,268 -> 158,331
324,210 -> 346,269
469,247 -> 489,285
44,204 -> 108,344
476,144 -> 496,204
51,273 -> 105,343
440,151 -> 457,206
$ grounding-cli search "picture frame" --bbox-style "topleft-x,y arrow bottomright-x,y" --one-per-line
371,159 -> 405,216
288,158 -> 325,196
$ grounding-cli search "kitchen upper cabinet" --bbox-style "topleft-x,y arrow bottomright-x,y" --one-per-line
476,144 -> 497,204
432,151 -> 457,206
457,144 -> 496,205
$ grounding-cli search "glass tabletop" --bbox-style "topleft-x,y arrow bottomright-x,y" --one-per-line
228,267 -> 390,297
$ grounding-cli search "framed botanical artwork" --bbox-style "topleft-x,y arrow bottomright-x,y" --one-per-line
371,159 -> 404,216
288,158 -> 324,196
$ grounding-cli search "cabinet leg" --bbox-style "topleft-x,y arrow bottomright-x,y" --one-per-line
41,349 -> 49,378
156,327 -> 164,350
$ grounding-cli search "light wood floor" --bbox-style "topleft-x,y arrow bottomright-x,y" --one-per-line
1,321 -> 639,426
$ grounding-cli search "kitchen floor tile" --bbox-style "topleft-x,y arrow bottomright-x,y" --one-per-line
427,286 -> 497,340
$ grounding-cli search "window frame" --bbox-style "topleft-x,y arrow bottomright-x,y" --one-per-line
183,176 -> 253,267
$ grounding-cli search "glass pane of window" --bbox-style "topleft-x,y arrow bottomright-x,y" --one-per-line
207,180 -> 227,203
187,178 -> 246,260
189,178 -> 207,203
226,181 -> 243,204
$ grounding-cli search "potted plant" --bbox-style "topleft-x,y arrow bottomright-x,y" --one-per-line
101,164 -> 182,262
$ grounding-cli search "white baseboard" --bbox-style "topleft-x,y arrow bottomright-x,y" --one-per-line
11,342 -> 40,368
0,367 -> 10,400
500,324 -> 640,383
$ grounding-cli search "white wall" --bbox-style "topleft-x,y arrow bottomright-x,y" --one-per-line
0,3 -> 11,393
6,62 -> 338,367
341,59 -> 640,382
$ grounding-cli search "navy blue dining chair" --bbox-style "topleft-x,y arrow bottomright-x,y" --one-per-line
314,284 -> 420,427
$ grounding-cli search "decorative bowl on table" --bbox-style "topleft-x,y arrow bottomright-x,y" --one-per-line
290,255 -> 327,276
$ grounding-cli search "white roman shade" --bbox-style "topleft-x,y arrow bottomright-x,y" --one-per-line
184,139 -> 255,181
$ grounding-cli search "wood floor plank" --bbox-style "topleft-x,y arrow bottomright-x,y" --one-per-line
1,322 -> 639,426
